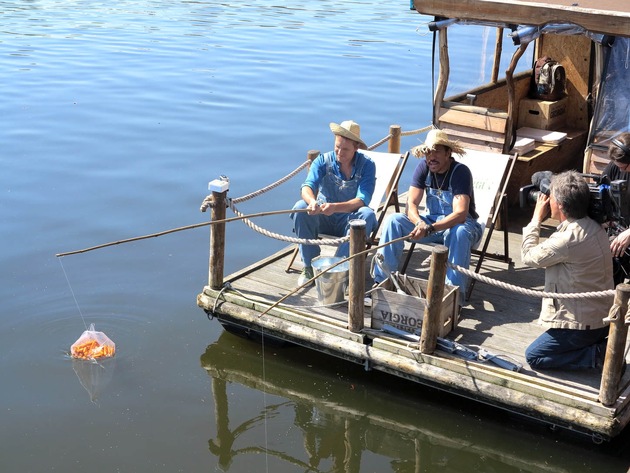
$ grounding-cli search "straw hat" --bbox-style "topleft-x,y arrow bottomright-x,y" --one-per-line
413,129 -> 465,157
329,120 -> 367,149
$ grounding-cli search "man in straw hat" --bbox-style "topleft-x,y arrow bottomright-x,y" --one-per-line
372,129 -> 482,295
291,120 -> 377,286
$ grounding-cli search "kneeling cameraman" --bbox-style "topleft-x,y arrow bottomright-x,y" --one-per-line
522,170 -> 614,371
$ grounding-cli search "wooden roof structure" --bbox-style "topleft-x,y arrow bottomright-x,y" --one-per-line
412,0 -> 630,38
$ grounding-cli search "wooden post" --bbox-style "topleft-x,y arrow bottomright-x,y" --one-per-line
433,29 -> 449,125
503,43 -> 528,154
420,245 -> 448,354
388,125 -> 401,154
209,187 -> 227,290
307,149 -> 319,166
600,284 -> 630,406
343,419 -> 361,473
348,219 -> 366,333
491,27 -> 503,84
210,377 -> 232,462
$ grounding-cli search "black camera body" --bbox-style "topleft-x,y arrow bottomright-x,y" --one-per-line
519,171 -> 626,225
518,184 -> 548,208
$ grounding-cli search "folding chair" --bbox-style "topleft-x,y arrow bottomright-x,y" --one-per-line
400,148 -> 517,300
285,150 -> 410,272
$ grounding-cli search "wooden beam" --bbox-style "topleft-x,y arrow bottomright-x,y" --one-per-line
438,107 -> 507,133
412,0 -> 630,38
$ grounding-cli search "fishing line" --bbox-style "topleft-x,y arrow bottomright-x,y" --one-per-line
58,257 -> 88,330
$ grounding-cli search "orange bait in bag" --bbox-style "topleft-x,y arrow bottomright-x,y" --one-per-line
71,324 -> 115,360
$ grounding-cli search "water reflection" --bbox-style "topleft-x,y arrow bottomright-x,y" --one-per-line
200,332 -> 611,473
72,357 -> 116,404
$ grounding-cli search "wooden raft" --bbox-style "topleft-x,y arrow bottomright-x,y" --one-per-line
197,208 -> 630,440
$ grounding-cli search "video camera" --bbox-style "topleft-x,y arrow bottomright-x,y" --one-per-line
521,171 -> 630,285
519,170 -> 627,225
520,170 -> 630,284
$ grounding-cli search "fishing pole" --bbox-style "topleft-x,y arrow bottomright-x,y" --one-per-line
55,208 -> 308,258
257,235 -> 411,318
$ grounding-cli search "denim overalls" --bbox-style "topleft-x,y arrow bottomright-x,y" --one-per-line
374,162 -> 482,290
292,152 -> 377,267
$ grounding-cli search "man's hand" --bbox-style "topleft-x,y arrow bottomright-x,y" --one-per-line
318,202 -> 336,216
532,193 -> 550,223
306,200 -> 321,215
409,221 -> 428,240
611,227 -> 630,258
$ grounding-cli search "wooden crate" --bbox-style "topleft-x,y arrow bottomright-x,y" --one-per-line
517,97 -> 568,130
371,274 -> 459,337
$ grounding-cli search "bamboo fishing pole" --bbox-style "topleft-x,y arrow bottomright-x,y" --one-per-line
55,208 -> 308,258
257,235 -> 410,318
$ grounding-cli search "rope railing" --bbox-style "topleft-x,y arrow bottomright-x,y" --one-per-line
206,123 -> 618,304
228,200 -> 348,246
367,134 -> 392,151
218,121 -> 613,302
217,123 -> 434,245
450,262 -> 616,300
226,123 -> 432,206
231,159 -> 312,204
401,124 -> 433,137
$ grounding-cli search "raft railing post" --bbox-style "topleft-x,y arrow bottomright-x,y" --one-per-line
600,283 -> 630,406
388,125 -> 401,154
307,149 -> 319,166
208,179 -> 228,290
420,245 -> 448,354
348,219 -> 366,333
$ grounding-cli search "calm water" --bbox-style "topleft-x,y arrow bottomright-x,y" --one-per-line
2,1 -> 630,472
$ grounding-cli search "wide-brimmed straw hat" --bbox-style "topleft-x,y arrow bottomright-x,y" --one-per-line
412,129 -> 465,157
329,120 -> 367,149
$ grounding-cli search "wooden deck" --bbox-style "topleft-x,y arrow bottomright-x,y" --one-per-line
197,202 -> 630,440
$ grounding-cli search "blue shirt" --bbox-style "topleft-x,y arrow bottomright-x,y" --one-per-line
302,151 -> 376,206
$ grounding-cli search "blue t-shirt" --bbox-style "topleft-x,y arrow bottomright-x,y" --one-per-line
411,158 -> 478,219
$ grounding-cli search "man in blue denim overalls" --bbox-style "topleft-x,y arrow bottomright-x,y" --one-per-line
292,120 -> 377,286
372,129 -> 482,295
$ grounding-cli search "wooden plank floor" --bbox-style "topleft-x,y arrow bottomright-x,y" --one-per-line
224,201 -> 630,399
